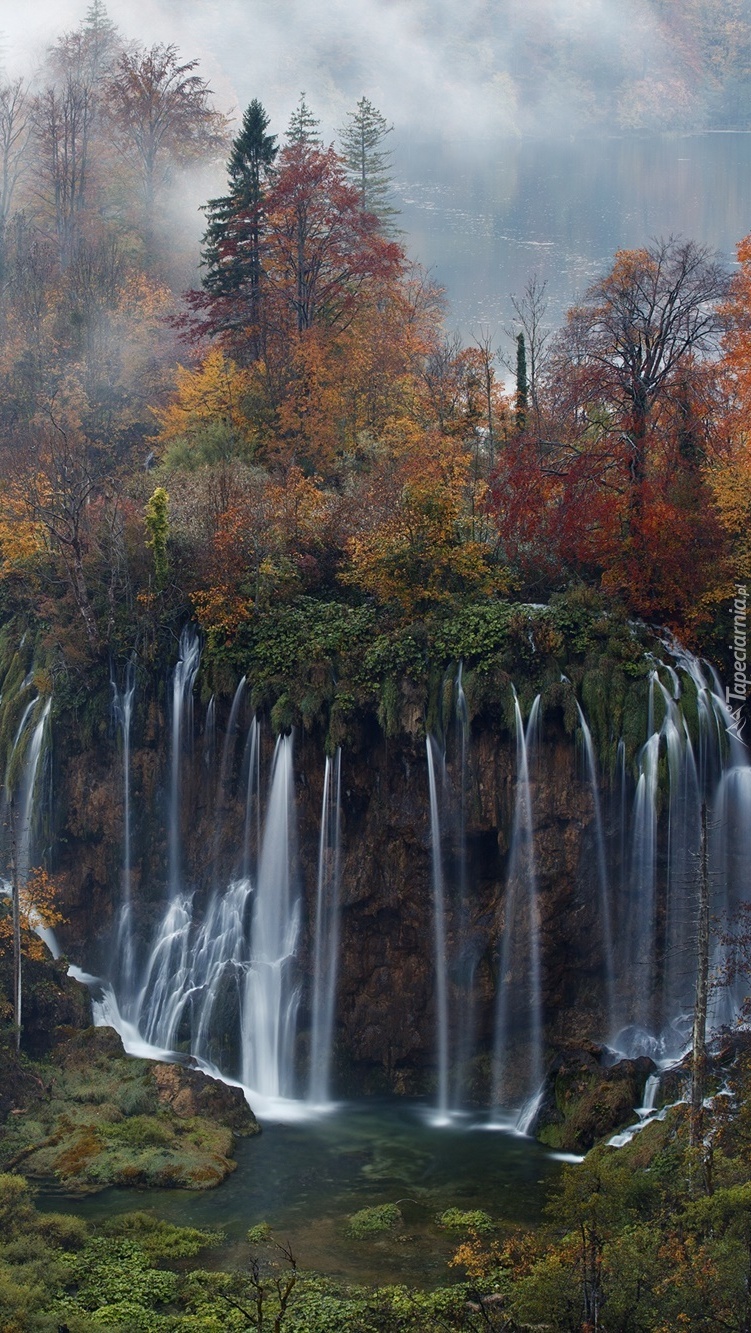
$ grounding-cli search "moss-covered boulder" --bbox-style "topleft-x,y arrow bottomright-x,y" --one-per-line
0,1026 -> 259,1193
530,1044 -> 656,1152
152,1061 -> 258,1133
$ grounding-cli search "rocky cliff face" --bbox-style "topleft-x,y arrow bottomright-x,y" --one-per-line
52,687 -> 616,1104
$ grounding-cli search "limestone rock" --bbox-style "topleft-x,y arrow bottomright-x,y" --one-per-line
152,1062 -> 260,1134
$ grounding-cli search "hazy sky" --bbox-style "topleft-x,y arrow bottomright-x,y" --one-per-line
5,0 -> 670,140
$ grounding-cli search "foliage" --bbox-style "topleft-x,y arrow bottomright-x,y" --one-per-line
437,1208 -> 495,1235
144,486 -> 170,591
345,1203 -> 403,1238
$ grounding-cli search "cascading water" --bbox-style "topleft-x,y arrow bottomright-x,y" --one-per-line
212,677 -> 246,882
575,702 -> 615,1039
493,691 -> 542,1115
168,627 -> 201,897
241,734 -> 300,1100
241,716 -> 261,882
111,662 -> 136,994
426,735 -> 450,1122
308,748 -> 342,1106
452,663 -> 477,1110
61,621 -> 750,1126
15,699 -> 52,886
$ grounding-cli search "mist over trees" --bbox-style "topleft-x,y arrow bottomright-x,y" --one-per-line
0,2 -> 748,708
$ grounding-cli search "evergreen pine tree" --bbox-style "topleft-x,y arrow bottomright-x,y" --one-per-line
286,92 -> 321,147
200,99 -> 277,358
515,332 -> 529,433
340,96 -> 398,231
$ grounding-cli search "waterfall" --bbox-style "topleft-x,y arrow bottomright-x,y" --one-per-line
627,729 -> 660,1031
493,691 -> 542,1114
241,734 -> 300,1099
212,676 -> 246,882
308,749 -> 342,1105
16,699 -> 52,886
111,662 -> 136,994
168,627 -> 201,897
242,716 -> 261,882
426,735 -> 450,1122
657,680 -> 701,1028
576,702 -> 615,1038
453,662 -> 476,1109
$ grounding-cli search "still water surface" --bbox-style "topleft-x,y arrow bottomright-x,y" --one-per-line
42,1101 -> 562,1286
394,133 -> 751,344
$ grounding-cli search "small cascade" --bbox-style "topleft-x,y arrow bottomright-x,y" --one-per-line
426,735 -> 450,1122
203,695 -> 216,770
657,679 -> 701,1027
625,699 -> 660,1033
493,691 -> 542,1113
134,896 -> 193,1049
453,663 -> 476,1109
241,716 -> 261,882
127,726 -> 302,1106
111,662 -> 136,994
308,749 -> 342,1105
576,702 -> 615,1038
241,734 -> 300,1099
15,699 -> 52,886
168,627 -> 201,897
212,677 -> 246,882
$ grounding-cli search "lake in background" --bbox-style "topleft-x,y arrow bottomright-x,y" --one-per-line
394,133 -> 751,354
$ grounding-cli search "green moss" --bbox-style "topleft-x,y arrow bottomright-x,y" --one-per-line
346,1203 -> 403,1239
437,1208 -> 494,1235
0,1031 -> 241,1195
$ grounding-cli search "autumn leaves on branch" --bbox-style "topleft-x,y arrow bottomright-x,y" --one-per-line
1,4 -> 751,672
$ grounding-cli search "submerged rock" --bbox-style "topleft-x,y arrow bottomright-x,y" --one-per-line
529,1043 -> 656,1151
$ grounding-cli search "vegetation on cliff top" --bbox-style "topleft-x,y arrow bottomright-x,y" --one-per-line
0,6 -> 749,750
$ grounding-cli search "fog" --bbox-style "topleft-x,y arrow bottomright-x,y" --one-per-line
5,0 -> 680,141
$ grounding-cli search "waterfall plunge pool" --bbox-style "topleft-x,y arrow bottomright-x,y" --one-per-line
36,1099 -> 562,1287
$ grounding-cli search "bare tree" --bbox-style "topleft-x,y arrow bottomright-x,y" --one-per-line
503,272 -> 551,434
105,44 -> 229,213
32,77 -> 95,264
0,78 -> 29,226
560,237 -> 728,499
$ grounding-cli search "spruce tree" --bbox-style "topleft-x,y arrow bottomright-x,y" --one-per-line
515,332 -> 529,433
340,96 -> 398,231
286,92 -> 321,147
200,99 -> 277,357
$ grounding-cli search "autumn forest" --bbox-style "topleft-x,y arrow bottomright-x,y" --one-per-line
3,2 -> 751,1330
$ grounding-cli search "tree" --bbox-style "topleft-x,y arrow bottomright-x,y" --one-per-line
340,96 -> 398,232
563,237 -> 727,504
105,44 -> 228,213
285,92 -> 321,147
505,273 -> 550,435
199,100 -> 277,360
32,76 -> 95,264
0,859 -> 64,1052
262,140 -> 403,336
144,486 -> 169,591
515,332 -> 528,433
0,79 -> 29,228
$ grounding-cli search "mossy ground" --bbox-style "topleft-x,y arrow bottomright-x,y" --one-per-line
0,1028 -> 246,1194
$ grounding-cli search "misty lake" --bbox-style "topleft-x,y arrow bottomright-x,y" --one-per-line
393,132 -> 751,346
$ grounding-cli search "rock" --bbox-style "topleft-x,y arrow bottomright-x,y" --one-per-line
530,1044 -> 656,1151
152,1063 -> 260,1134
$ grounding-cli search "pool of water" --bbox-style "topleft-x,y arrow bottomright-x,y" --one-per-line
39,1100 -> 563,1286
